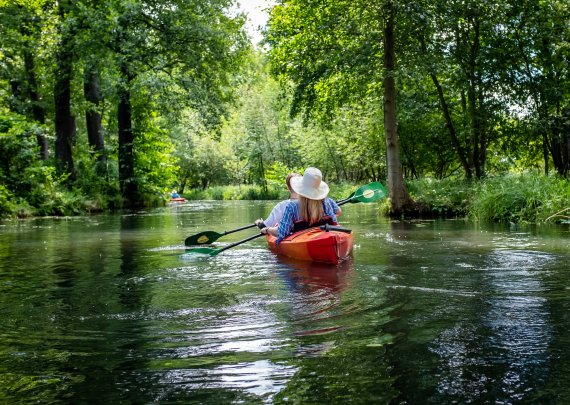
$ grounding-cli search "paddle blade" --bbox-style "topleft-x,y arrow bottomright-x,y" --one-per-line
348,182 -> 387,203
185,231 -> 222,246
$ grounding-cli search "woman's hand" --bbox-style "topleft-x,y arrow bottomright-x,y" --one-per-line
261,226 -> 277,236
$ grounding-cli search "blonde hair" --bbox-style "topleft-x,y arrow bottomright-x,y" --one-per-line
299,195 -> 324,224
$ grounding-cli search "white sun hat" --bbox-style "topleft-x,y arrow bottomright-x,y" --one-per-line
290,167 -> 329,200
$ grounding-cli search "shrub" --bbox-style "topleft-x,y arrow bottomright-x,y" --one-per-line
0,184 -> 16,216
407,173 -> 570,223
407,177 -> 471,216
469,173 -> 570,223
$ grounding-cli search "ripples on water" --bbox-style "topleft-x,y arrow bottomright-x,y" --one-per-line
0,208 -> 569,403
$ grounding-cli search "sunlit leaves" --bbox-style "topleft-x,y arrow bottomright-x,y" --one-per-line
267,0 -> 384,119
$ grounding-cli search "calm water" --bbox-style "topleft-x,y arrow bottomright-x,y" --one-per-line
1,201 -> 569,404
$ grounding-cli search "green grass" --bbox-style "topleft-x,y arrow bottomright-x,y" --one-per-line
407,177 -> 471,217
408,173 -> 570,224
4,174 -> 567,224
182,182 -> 374,202
469,173 -> 570,223
183,185 -> 288,201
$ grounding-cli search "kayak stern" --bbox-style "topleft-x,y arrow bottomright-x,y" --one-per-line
266,228 -> 354,265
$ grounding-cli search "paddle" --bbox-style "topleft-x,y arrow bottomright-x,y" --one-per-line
337,182 -> 387,204
186,232 -> 265,256
185,182 -> 387,257
185,223 -> 258,246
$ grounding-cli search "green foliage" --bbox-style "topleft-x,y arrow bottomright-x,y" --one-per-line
328,182 -> 366,201
264,161 -> 304,189
407,177 -> 471,216
0,111 -> 41,192
182,181 -> 382,203
132,110 -> 178,203
0,109 -> 106,216
267,0 -> 384,118
2,0 -> 570,219
0,184 -> 16,216
397,76 -> 458,179
408,173 -> 570,223
218,53 -> 303,188
183,185 -> 286,201
73,153 -> 121,211
469,173 -> 570,223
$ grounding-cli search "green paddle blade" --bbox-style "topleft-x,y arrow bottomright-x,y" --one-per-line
347,182 -> 387,203
185,224 -> 257,246
185,231 -> 222,246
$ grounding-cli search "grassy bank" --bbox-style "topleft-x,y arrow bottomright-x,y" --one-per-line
407,173 -> 570,224
181,183 -> 359,202
182,185 -> 286,201
3,174 -> 568,224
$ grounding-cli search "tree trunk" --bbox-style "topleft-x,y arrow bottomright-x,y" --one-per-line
383,4 -> 413,215
23,50 -> 49,160
565,127 -> 570,176
118,67 -> 138,207
467,18 -> 482,179
54,0 -> 76,182
84,64 -> 106,170
258,152 -> 267,192
323,132 -> 344,180
418,35 -> 472,179
467,85 -> 480,178
430,73 -> 472,179
551,135 -> 561,175
542,134 -> 549,175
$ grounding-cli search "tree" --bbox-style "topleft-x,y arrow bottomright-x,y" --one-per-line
382,1 -> 413,211
501,0 -> 570,176
54,0 -> 77,181
407,0 -> 513,180
0,1 -> 52,160
83,62 -> 105,169
266,0 -> 414,214
93,0 -> 248,206
218,52 -> 302,187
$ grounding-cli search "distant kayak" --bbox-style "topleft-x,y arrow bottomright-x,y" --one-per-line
169,197 -> 187,203
266,226 -> 354,265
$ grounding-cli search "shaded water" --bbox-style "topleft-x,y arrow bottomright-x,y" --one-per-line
0,201 -> 569,403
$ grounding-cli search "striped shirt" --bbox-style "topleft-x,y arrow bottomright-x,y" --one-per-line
276,198 -> 340,244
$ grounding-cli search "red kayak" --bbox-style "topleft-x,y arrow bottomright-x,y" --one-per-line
266,227 -> 354,265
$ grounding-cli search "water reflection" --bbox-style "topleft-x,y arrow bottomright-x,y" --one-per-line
271,257 -> 398,403
275,257 -> 351,336
1,206 -> 569,403
429,249 -> 554,402
382,221 -> 559,403
147,245 -> 292,401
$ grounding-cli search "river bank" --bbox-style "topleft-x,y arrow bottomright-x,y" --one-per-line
1,173 -> 569,224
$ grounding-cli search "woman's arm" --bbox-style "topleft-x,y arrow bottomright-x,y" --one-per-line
327,198 -> 341,218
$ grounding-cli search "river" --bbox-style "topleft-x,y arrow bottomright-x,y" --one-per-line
0,201 -> 569,403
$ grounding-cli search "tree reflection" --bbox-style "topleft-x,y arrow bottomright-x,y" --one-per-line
381,220 -> 556,403
274,257 -> 398,403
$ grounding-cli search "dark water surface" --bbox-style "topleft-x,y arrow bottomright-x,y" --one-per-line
1,201 -> 569,404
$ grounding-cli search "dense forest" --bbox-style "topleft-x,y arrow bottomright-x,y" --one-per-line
0,0 -> 569,219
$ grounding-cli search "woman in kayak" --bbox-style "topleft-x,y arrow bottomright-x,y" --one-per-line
255,172 -> 301,228
260,167 -> 341,244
